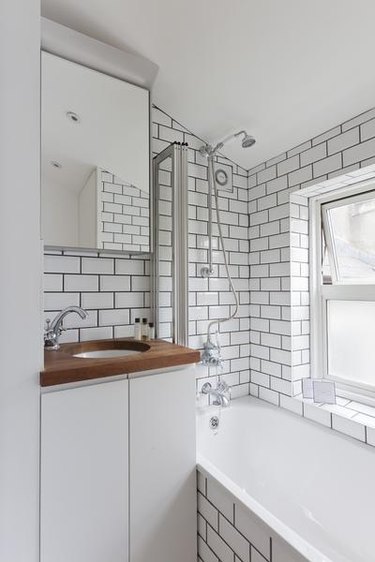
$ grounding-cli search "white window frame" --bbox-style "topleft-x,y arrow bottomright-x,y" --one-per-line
310,178 -> 375,406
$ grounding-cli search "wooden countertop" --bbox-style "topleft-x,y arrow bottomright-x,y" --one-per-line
41,338 -> 200,387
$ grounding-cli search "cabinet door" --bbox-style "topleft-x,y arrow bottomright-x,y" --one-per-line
40,379 -> 128,562
129,367 -> 196,562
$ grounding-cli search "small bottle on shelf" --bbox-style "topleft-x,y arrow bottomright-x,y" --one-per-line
148,322 -> 155,339
141,318 -> 149,340
134,318 -> 141,340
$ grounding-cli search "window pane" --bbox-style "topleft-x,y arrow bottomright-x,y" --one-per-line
327,300 -> 375,387
327,193 -> 375,281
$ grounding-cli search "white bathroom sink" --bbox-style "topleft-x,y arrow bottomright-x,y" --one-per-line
63,339 -> 151,360
73,349 -> 143,359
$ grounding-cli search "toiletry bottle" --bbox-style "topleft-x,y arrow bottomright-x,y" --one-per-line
134,318 -> 141,340
141,318 -> 148,340
148,322 -> 155,339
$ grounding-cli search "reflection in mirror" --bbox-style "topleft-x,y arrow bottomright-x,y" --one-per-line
98,170 -> 150,252
41,51 -> 150,253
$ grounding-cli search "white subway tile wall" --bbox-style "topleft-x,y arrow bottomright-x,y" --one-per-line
165,111 -> 251,396
197,470 -> 305,562
43,105 -> 375,442
44,106 -> 251,399
247,107 -> 375,407
44,251 -> 151,342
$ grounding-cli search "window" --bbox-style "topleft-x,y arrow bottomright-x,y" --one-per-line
312,183 -> 375,402
322,191 -> 375,284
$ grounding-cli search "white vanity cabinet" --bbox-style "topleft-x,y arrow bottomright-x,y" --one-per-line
40,378 -> 129,562
40,366 -> 196,562
129,367 -> 197,562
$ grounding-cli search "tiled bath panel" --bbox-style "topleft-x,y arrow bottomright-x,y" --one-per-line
197,470 -> 305,562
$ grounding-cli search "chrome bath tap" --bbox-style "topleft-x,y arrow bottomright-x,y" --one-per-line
44,306 -> 88,350
201,380 -> 231,408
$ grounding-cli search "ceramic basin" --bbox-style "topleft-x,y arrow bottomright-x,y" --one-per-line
74,349 -> 143,359
62,339 -> 150,360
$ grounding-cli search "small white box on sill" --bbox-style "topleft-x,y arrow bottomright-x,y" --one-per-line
312,380 -> 336,404
302,379 -> 336,404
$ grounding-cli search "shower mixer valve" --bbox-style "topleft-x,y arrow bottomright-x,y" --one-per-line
201,336 -> 223,369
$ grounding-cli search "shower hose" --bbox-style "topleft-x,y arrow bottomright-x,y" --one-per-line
206,156 -> 239,343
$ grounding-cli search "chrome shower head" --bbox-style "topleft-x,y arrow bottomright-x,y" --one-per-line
235,130 -> 256,148
199,129 -> 256,157
242,134 -> 256,148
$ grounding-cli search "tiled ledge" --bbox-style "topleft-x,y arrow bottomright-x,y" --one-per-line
200,373 -> 375,448
202,376 -> 375,448
277,393 -> 375,448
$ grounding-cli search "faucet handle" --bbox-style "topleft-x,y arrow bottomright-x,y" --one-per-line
58,323 -> 66,333
201,382 -> 212,395
216,380 -> 229,393
44,319 -> 55,340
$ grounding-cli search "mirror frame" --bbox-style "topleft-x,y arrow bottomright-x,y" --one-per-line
41,17 -> 157,255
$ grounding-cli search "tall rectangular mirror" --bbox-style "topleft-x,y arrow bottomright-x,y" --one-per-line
41,51 -> 151,254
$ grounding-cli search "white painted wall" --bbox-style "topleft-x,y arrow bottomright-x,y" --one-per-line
42,168 -> 97,248
79,168 -> 97,248
0,1 -> 41,561
42,179 -> 80,246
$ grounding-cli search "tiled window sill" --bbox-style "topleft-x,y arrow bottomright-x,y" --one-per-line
278,393 -> 375,448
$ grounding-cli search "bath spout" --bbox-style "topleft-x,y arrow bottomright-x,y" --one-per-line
201,381 -> 230,408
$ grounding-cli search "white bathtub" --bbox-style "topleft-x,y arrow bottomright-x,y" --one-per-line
197,395 -> 375,562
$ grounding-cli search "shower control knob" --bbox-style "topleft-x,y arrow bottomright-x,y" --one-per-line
201,266 -> 214,278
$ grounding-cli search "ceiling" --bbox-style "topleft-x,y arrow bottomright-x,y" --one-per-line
41,0 -> 375,170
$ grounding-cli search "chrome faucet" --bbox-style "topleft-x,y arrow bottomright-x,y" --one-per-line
44,306 -> 88,350
201,380 -> 231,407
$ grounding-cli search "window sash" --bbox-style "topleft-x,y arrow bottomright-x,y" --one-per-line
319,293 -> 375,398
321,188 -> 375,285
321,284 -> 375,300
311,183 -> 375,404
